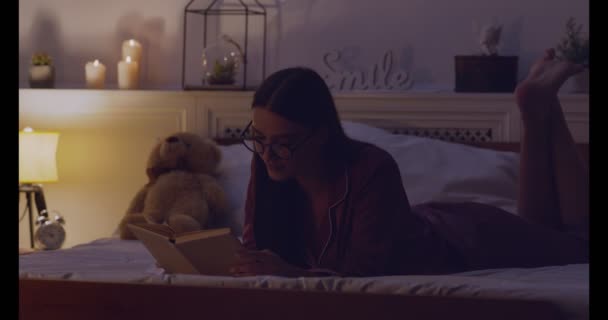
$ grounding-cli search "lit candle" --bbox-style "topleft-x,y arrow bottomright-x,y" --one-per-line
122,39 -> 142,63
84,59 -> 106,89
117,56 -> 139,89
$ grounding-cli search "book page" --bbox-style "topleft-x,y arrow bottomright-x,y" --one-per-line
129,223 -> 175,239
174,227 -> 232,243
127,224 -> 198,274
130,224 -> 231,243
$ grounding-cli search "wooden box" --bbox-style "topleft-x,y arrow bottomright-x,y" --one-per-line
454,55 -> 518,93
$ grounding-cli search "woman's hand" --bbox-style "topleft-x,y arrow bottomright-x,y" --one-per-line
230,248 -> 309,277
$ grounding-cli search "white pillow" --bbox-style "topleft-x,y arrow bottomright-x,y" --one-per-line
216,121 -> 521,236
216,143 -> 252,236
341,121 -> 519,214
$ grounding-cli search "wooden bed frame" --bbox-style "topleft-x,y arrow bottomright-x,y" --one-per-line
20,278 -> 564,320
19,141 -> 587,320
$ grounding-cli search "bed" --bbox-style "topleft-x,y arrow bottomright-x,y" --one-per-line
19,121 -> 589,320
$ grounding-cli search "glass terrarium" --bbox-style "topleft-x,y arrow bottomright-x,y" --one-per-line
182,1 -> 268,90
201,35 -> 243,88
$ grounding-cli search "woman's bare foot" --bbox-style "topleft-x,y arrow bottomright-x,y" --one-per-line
515,49 -> 585,123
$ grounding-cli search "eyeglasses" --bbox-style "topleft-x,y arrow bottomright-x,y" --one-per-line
240,121 -> 315,160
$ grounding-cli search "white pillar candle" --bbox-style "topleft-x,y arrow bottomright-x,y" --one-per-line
122,39 -> 142,63
84,59 -> 106,89
117,56 -> 139,89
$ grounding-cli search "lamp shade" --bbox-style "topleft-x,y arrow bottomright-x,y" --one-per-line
19,128 -> 59,183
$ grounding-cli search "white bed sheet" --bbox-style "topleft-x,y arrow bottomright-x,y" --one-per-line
20,238 -> 588,320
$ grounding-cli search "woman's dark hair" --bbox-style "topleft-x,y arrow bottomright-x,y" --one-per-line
252,67 -> 342,130
247,67 -> 351,266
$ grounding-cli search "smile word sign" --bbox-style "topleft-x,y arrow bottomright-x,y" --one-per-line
322,50 -> 414,91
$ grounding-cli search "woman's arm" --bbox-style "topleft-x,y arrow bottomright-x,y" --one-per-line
230,248 -> 342,277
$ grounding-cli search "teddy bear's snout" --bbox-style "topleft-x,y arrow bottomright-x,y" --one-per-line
166,136 -> 179,143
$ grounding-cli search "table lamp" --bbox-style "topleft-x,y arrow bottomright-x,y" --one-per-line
19,127 -> 59,248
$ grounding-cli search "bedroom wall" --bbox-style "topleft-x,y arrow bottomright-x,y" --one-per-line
19,0 -> 588,91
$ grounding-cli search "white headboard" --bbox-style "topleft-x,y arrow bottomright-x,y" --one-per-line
201,91 -> 588,143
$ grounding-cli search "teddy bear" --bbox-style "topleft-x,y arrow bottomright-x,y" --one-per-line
118,132 -> 229,240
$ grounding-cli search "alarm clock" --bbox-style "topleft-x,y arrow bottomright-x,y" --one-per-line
34,210 -> 66,250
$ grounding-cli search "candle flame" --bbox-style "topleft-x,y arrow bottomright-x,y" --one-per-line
129,39 -> 135,46
126,56 -> 132,63
93,60 -> 99,66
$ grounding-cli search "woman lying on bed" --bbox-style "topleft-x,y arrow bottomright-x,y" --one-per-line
230,48 -> 589,277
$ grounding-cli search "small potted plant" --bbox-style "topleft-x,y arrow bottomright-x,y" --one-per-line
555,17 -> 589,93
201,34 -> 244,87
29,52 -> 55,88
207,58 -> 238,85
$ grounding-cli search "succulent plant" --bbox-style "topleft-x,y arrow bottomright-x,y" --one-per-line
31,52 -> 53,66
202,34 -> 244,85
208,60 -> 237,85
555,17 -> 589,65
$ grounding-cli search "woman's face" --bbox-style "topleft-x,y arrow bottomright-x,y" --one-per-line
251,108 -> 323,181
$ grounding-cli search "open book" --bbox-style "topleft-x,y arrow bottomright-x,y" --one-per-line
127,223 -> 242,276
